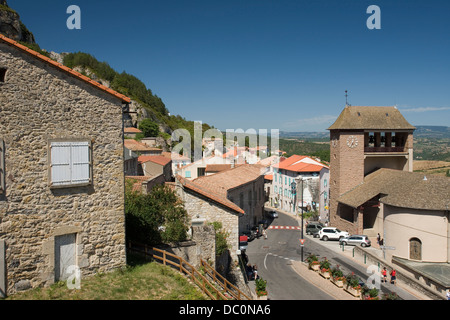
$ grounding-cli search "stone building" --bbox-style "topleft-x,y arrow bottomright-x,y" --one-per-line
327,106 -> 415,235
175,164 -> 265,259
0,34 -> 130,296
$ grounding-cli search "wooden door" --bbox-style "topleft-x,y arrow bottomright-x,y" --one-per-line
55,233 -> 77,281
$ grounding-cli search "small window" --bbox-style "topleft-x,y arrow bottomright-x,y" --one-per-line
185,171 -> 191,178
0,68 -> 6,82
49,140 -> 92,188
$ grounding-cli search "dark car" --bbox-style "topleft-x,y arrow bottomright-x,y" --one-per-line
306,222 -> 323,236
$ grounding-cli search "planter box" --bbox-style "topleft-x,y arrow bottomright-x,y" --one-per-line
331,278 -> 344,288
310,263 -> 320,272
256,294 -> 268,300
344,286 -> 361,298
320,270 -> 331,279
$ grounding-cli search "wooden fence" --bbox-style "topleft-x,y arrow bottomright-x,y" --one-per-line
128,241 -> 251,300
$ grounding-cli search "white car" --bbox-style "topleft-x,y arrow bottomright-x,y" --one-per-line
319,227 -> 349,241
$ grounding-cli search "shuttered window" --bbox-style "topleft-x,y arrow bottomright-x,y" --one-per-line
50,141 -> 91,187
0,139 -> 4,193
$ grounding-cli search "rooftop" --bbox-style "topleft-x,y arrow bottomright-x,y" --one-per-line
124,139 -> 161,152
138,155 -> 171,166
338,168 -> 450,211
328,106 -> 416,131
273,155 -> 328,173
0,34 -> 130,103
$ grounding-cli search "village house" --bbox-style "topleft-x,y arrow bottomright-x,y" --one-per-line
178,155 -> 232,180
138,155 -> 172,182
175,164 -> 265,259
270,155 -> 330,221
124,139 -> 162,156
124,127 -> 143,139
0,34 -> 129,296
161,151 -> 191,177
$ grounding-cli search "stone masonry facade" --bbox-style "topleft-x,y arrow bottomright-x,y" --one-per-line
0,41 -> 127,295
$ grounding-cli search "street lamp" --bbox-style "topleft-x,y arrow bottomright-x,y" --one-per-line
293,177 -> 311,262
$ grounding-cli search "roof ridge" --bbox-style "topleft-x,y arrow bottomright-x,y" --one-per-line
0,34 -> 131,103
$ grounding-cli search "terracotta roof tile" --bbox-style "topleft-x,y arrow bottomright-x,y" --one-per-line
124,139 -> 161,152
138,155 -> 171,166
273,155 -> 328,172
0,34 -> 131,103
124,127 -> 142,133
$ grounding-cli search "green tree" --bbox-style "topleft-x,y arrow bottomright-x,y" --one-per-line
138,118 -> 160,137
125,182 -> 189,245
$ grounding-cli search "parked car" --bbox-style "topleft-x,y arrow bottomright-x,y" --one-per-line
318,227 -> 349,241
306,222 -> 323,236
242,230 -> 255,242
266,210 -> 278,219
239,235 -> 248,251
339,235 -> 371,247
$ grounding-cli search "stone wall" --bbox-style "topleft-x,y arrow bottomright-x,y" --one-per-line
0,43 -> 127,295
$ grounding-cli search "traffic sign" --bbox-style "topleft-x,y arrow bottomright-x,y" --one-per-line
299,239 -> 305,246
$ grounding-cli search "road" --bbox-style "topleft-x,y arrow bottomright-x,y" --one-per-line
245,209 -> 420,300
246,210 -> 334,300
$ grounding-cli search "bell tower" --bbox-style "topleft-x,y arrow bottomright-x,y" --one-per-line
327,106 -> 415,232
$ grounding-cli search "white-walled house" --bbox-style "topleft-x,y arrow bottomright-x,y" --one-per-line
270,155 -> 329,221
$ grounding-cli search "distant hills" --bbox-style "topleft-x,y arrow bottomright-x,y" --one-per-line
280,125 -> 450,140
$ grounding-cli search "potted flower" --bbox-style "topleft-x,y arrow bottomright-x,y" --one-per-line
381,292 -> 400,300
306,254 -> 320,272
319,258 -> 331,279
255,277 -> 268,300
361,286 -> 380,300
344,272 -> 362,297
330,265 -> 345,288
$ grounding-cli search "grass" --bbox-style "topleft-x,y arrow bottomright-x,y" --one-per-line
5,253 -> 208,300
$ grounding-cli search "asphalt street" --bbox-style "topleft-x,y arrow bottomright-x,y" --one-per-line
245,209 -> 421,300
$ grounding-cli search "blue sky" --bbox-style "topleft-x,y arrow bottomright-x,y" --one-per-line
10,0 -> 450,131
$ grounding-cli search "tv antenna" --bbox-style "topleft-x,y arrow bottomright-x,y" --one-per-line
345,90 -> 351,106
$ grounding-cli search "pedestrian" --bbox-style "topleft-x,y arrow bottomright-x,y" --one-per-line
390,268 -> 397,285
253,265 -> 259,280
263,228 -> 267,240
377,233 -> 381,245
381,267 -> 387,283
446,290 -> 450,300
246,263 -> 253,280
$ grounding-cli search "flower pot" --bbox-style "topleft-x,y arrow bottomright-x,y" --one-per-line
320,270 -> 331,279
256,291 -> 268,300
310,263 -> 320,272
344,286 -> 361,298
331,277 -> 344,288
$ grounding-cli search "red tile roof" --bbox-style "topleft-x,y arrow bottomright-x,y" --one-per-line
124,139 -> 161,152
138,155 -> 171,166
177,175 -> 245,214
0,34 -> 131,103
124,127 -> 142,133
273,155 -> 328,172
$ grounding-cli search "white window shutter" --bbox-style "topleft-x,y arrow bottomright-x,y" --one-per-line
71,142 -> 90,184
50,141 -> 91,187
51,142 -> 72,186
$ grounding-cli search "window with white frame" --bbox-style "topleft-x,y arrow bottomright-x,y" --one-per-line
0,139 -> 5,193
49,140 -> 92,187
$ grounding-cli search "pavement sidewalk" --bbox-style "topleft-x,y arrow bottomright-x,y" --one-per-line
264,205 -> 431,300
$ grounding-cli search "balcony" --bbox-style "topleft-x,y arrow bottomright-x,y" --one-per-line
364,146 -> 406,153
